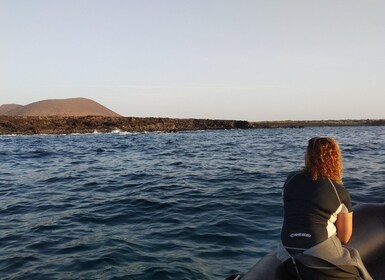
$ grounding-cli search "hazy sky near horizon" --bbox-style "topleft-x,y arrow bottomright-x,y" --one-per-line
1,0 -> 384,121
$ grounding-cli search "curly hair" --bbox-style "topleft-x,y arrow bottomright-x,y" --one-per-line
304,137 -> 343,184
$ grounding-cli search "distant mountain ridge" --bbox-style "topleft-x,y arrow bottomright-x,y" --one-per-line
0,98 -> 121,117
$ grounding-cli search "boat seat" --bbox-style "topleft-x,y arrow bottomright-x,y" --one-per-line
284,253 -> 361,280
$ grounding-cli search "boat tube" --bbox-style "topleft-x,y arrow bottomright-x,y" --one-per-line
239,203 -> 385,280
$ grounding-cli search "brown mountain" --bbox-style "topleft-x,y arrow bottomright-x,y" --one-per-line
0,104 -> 24,115
0,97 -> 121,117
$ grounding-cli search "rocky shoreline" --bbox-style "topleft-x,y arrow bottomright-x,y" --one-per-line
0,116 -> 384,135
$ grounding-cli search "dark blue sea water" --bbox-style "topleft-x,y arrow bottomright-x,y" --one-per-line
1,127 -> 384,280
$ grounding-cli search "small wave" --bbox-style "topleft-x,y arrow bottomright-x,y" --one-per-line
1,254 -> 40,272
17,149 -> 57,159
141,266 -> 207,280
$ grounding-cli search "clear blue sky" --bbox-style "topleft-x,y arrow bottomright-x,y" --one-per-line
1,0 -> 384,121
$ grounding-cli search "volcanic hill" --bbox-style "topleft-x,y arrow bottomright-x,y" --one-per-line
0,97 -> 121,117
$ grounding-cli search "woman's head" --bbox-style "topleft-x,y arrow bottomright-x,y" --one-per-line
304,137 -> 343,184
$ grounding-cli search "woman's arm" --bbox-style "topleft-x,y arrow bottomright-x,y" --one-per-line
335,212 -> 353,244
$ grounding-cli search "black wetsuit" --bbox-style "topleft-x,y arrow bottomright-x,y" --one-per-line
281,172 -> 353,250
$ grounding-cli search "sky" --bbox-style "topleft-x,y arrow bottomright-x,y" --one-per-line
1,0 -> 384,121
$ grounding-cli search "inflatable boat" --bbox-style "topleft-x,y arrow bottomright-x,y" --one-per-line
237,203 -> 385,280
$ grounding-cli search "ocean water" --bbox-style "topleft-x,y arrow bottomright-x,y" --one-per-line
0,126 -> 384,280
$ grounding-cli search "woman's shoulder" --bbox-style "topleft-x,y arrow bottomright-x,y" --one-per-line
283,170 -> 306,187
285,170 -> 308,181
331,180 -> 350,194
286,170 -> 303,178
329,179 -> 353,209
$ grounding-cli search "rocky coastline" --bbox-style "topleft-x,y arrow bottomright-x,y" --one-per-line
0,116 -> 384,135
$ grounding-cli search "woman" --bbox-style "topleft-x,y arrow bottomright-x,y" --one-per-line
277,137 -> 372,280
